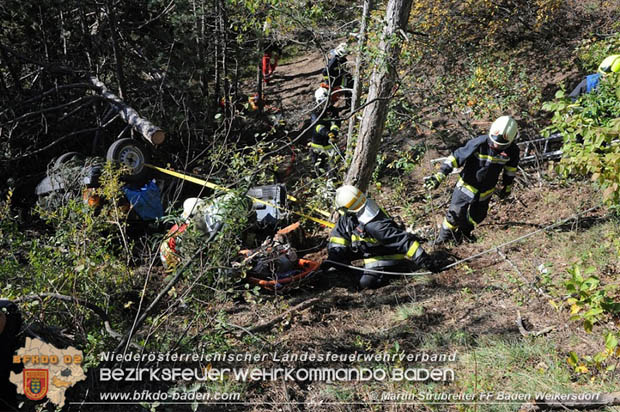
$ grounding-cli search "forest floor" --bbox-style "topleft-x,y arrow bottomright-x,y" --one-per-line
209,49 -> 620,411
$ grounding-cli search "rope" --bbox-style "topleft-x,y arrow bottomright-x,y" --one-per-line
145,164 -> 335,227
325,203 -> 602,276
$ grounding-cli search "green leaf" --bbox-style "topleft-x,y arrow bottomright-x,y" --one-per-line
567,351 -> 579,366
605,332 -> 618,351
583,319 -> 593,333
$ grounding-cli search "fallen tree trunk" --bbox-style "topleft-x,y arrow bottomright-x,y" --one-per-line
89,76 -> 165,145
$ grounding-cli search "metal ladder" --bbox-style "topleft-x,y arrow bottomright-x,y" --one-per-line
518,133 -> 563,164
431,133 -> 565,171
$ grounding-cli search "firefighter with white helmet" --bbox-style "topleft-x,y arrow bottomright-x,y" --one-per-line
569,54 -> 620,100
322,42 -> 351,92
308,87 -> 341,176
160,194 -> 245,268
425,115 -> 520,245
325,185 -> 440,288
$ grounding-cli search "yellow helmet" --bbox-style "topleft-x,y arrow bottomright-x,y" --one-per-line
488,116 -> 518,149
335,185 -> 367,213
598,55 -> 620,75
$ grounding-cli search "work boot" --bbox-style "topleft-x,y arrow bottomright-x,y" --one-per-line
462,230 -> 477,243
433,227 -> 458,246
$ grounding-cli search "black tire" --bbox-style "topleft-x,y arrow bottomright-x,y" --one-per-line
54,152 -> 84,168
106,138 -> 152,184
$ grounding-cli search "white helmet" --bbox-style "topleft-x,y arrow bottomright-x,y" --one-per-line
182,197 -> 205,219
488,116 -> 518,149
335,185 -> 367,213
315,87 -> 328,105
334,42 -> 347,58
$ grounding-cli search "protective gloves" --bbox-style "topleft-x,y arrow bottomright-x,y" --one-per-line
421,252 -> 443,273
424,172 -> 446,190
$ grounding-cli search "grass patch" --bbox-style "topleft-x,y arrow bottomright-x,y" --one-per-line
394,303 -> 425,321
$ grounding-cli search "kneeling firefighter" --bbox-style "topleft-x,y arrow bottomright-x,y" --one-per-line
324,185 -> 441,288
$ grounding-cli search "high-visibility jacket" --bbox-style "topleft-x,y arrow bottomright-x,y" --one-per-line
440,135 -> 520,200
309,110 -> 340,154
327,200 -> 428,269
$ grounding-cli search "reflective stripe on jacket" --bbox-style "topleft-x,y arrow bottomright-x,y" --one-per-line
440,135 -> 520,196
327,208 -> 426,269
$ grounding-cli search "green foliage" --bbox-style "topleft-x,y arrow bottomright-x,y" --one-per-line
1,165 -> 134,346
564,264 -> 618,332
563,263 -> 620,375
542,75 -> 620,205
573,32 -> 620,73
541,33 -> 620,206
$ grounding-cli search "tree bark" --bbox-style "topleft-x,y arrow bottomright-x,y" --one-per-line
346,0 -> 374,154
213,0 -> 221,106
89,76 -> 165,145
344,0 -> 413,191
105,0 -> 127,99
219,0 -> 230,117
256,36 -> 264,113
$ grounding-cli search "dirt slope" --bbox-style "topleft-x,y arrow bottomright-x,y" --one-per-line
217,51 -> 618,410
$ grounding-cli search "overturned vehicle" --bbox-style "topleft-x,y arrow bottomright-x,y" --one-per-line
34,138 -> 164,222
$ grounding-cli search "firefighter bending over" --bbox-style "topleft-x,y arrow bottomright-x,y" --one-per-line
425,116 -> 520,245
324,185 -> 441,289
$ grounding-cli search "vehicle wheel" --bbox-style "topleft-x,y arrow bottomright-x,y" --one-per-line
54,152 -> 84,168
106,138 -> 152,184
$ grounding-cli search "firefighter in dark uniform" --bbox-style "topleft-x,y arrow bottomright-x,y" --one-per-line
568,54 -> 620,100
425,116 -> 520,245
324,185 -> 440,288
1,300 -> 22,411
309,88 -> 341,177
322,43 -> 349,90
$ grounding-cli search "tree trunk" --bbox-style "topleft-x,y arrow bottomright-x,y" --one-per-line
89,76 -> 165,145
105,0 -> 127,99
213,0 -> 221,106
346,0 -> 374,155
344,0 -> 413,192
219,0 -> 230,117
256,36 -> 264,113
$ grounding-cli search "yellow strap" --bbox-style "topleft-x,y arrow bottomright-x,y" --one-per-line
479,187 -> 495,200
475,153 -> 508,164
351,234 -> 377,243
447,155 -> 457,168
406,241 -> 420,258
363,254 -> 406,264
457,178 -> 479,195
308,142 -> 333,152
442,218 -> 456,230
145,164 -> 335,228
329,237 -> 349,245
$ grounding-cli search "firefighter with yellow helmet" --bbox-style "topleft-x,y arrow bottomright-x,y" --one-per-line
568,54 -> 620,100
324,185 -> 440,288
